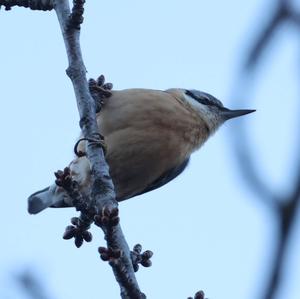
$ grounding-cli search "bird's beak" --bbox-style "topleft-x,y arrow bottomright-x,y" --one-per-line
221,108 -> 256,120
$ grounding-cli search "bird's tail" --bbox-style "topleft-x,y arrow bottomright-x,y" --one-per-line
27,183 -> 72,214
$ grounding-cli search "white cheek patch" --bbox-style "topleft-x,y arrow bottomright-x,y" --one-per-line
183,93 -> 222,132
183,93 -> 210,114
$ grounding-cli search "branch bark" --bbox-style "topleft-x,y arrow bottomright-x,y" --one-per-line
0,0 -> 53,10
53,1 -> 145,298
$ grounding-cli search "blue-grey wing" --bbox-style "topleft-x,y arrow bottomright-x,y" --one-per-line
134,158 -> 190,197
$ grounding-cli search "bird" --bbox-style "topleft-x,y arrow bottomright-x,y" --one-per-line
28,88 -> 255,214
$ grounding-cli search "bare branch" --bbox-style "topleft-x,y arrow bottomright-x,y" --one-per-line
187,290 -> 207,299
0,0 -> 53,10
17,270 -> 54,299
53,1 -> 145,297
244,0 -> 289,70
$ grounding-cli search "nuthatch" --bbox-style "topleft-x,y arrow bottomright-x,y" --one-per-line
28,88 -> 254,214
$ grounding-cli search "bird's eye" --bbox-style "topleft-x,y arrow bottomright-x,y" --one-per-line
198,96 -> 212,106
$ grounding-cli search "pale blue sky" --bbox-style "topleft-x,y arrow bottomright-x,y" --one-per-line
0,1 -> 299,299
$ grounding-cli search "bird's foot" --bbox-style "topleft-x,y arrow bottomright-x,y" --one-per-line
73,134 -> 107,158
88,74 -> 113,113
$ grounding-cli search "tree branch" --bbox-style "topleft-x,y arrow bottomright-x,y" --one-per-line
244,0 -> 290,70
230,1 -> 300,299
2,0 -> 146,297
53,1 -> 145,298
17,270 -> 54,299
0,0 -> 53,10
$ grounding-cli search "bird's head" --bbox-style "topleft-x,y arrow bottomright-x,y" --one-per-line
183,89 -> 255,133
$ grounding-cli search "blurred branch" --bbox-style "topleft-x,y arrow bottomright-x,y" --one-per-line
17,270 -> 53,299
230,1 -> 300,299
245,0 -> 290,70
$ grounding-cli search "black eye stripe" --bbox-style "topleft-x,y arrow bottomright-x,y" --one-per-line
186,90 -> 221,108
198,97 -> 213,106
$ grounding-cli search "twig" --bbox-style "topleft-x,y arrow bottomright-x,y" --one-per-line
130,244 -> 153,273
0,0 -> 53,10
53,1 -> 145,298
187,290 -> 207,299
54,0 -> 116,210
68,0 -> 85,30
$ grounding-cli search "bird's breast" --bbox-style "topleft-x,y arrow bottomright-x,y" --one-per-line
78,89 -> 209,200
